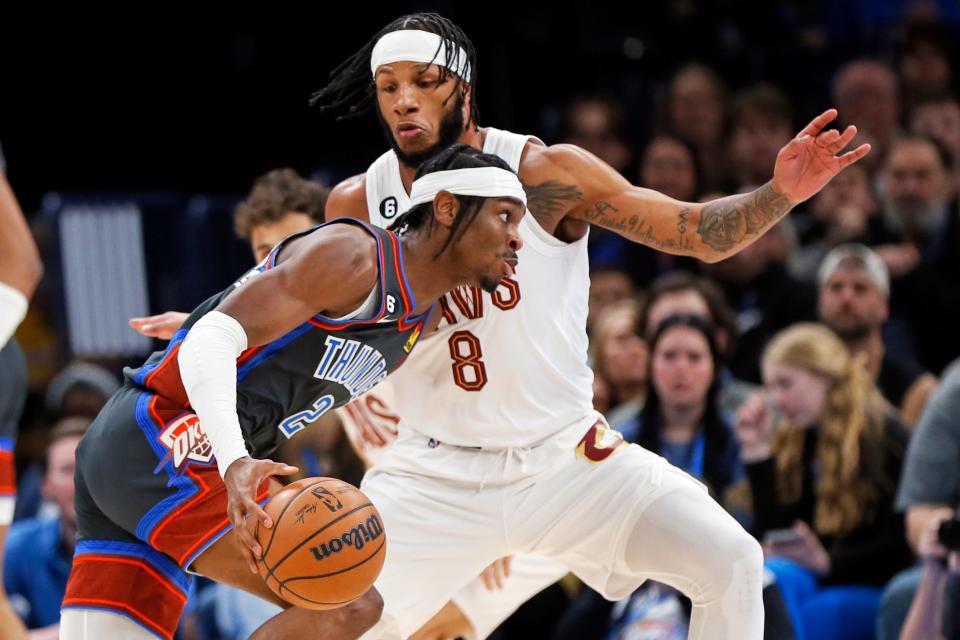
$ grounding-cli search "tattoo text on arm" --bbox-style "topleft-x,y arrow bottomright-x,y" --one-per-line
579,201 -> 695,253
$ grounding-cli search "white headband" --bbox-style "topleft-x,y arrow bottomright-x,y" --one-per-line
408,168 -> 526,208
370,30 -> 471,82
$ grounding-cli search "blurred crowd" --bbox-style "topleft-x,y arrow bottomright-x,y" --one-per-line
3,3 -> 960,640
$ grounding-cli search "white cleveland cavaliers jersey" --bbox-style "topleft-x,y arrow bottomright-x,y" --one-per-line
335,383 -> 400,467
363,127 -> 594,447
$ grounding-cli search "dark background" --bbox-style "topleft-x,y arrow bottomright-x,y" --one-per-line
3,1 -> 942,211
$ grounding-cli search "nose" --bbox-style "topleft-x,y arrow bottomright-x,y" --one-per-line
393,82 -> 419,115
508,228 -> 523,253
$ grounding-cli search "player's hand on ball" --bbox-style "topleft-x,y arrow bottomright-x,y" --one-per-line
480,556 -> 512,591
734,392 -> 775,463
129,311 -> 189,340
223,457 -> 299,573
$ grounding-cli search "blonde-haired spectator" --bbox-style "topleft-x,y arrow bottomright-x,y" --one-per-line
736,323 -> 913,640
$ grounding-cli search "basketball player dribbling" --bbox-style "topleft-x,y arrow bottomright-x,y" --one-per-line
128,168 -> 523,640
59,147 -> 528,640
313,13 -> 872,640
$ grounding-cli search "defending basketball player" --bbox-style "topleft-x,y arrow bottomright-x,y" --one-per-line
313,13 -> 872,640
60,146 -> 526,640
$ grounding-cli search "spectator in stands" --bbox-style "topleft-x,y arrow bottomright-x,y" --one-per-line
639,135 -> 699,202
12,362 -> 120,525
897,25 -> 956,113
832,59 -> 901,170
910,94 -> 960,193
790,163 -> 880,283
702,218 -> 817,384
874,135 -> 960,374
637,271 -> 755,415
590,300 -> 647,439
877,358 -> 960,640
735,323 -> 913,640
875,135 -> 955,256
662,64 -> 728,193
728,84 -> 795,191
638,314 -> 744,502
4,417 -> 88,638
560,94 -> 632,174
233,168 -> 329,262
43,362 -> 119,421
586,267 -> 635,336
817,244 -> 938,429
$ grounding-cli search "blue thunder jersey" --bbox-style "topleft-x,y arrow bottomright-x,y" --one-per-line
122,219 -> 430,464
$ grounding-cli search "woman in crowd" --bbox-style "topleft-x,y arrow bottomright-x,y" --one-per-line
736,323 -> 913,640
590,300 -> 648,439
636,313 -> 744,503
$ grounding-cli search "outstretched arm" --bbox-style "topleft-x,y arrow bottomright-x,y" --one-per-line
523,109 -> 869,263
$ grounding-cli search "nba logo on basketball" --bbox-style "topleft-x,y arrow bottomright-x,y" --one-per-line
159,414 -> 213,468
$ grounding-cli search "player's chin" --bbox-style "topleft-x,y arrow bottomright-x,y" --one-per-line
398,135 -> 435,153
478,273 -> 502,294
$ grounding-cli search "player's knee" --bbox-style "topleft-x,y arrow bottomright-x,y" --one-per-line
297,588 -> 383,637
359,587 -> 385,623
339,587 -> 384,632
702,528 -> 763,602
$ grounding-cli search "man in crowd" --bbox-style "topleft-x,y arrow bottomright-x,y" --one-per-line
816,244 -> 938,428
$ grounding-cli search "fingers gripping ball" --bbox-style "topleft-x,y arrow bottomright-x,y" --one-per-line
254,477 -> 386,610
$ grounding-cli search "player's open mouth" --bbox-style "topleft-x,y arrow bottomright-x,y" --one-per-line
503,259 -> 517,276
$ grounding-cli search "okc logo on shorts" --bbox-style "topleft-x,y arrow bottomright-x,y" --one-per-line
159,414 -> 213,469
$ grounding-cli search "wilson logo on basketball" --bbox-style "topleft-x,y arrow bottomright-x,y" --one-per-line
159,415 -> 213,468
308,514 -> 384,562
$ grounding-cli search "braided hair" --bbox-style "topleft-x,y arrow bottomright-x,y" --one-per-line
389,144 -> 512,258
311,12 -> 480,125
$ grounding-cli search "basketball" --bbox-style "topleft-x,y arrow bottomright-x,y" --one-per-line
254,477 -> 386,610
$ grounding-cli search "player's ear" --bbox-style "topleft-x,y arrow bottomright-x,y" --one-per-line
432,191 -> 459,229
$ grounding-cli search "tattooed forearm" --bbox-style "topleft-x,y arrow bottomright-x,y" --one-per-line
696,182 -> 793,253
522,181 -> 583,226
581,201 -> 695,253
580,201 -> 637,233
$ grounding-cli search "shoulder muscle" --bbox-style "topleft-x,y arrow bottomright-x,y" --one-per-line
325,174 -> 370,222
